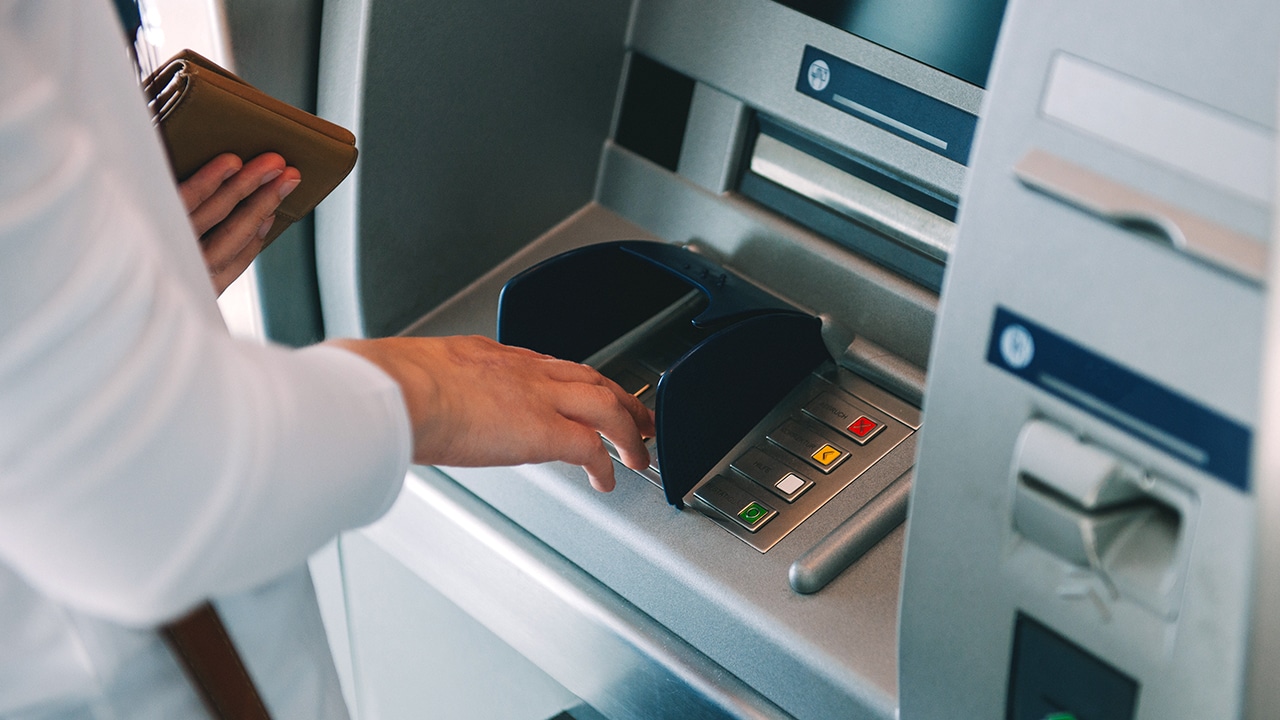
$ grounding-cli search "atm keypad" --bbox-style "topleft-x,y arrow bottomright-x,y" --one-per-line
591,310 -> 917,553
689,370 -> 917,553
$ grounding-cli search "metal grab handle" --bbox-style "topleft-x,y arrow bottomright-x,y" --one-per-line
1013,148 -> 1268,285
789,469 -> 912,594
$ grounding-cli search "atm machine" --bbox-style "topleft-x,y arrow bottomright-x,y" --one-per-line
898,0 -> 1278,718
303,0 -> 1276,718
314,0 -> 996,717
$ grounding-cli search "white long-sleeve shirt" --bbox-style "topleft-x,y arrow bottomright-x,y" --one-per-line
0,0 -> 412,716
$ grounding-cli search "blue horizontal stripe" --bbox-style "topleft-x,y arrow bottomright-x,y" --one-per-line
986,307 -> 1251,492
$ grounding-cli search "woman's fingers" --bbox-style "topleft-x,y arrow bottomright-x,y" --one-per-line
554,383 -> 652,472
545,417 -> 620,492
328,336 -> 657,492
178,153 -> 242,217
538,358 -> 657,439
199,170 -> 296,265
180,152 -> 300,295
204,230 -> 264,296
183,153 -> 288,235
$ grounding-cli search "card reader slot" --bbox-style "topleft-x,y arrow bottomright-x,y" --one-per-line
1013,148 -> 1267,285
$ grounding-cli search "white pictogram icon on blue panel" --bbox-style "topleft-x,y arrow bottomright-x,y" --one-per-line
807,59 -> 830,91
1000,324 -> 1036,369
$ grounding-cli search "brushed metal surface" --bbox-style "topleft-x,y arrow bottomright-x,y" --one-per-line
361,469 -> 795,720
630,0 -> 978,202
392,205 -> 906,719
790,470 -> 912,594
750,134 -> 955,262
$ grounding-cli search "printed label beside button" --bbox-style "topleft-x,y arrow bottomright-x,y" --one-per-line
693,475 -> 777,532
731,447 -> 813,502
803,392 -> 888,445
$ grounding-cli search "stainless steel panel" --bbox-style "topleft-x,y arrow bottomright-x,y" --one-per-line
898,0 -> 1276,716
361,469 -> 795,720
395,206 -> 908,719
749,134 -> 955,261
630,0 -> 978,202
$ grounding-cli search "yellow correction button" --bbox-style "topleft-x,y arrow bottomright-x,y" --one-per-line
767,419 -> 850,474
812,444 -> 843,467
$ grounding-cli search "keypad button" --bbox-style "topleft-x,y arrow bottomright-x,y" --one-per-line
731,447 -> 813,502
766,419 -> 850,473
775,472 -> 807,496
737,502 -> 770,525
803,392 -> 887,445
694,475 -> 776,532
845,415 -> 882,441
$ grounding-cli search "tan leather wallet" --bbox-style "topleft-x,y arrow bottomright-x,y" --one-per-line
142,50 -> 358,248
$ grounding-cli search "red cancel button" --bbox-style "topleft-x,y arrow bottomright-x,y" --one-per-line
847,416 -> 880,439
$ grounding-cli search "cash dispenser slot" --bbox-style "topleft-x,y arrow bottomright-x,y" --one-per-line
497,240 -> 830,508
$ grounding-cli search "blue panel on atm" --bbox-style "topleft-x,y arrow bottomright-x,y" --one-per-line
795,46 -> 979,165
986,306 -> 1253,491
775,0 -> 1008,87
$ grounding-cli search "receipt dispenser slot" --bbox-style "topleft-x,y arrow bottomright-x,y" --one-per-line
1012,420 -> 1186,617
497,240 -> 829,509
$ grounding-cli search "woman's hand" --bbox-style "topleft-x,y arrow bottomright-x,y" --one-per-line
179,152 -> 301,296
329,335 -> 656,493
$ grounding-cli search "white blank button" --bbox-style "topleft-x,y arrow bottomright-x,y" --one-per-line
776,473 -> 806,495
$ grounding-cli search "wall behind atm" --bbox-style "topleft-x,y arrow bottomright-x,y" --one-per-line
225,0 -> 633,345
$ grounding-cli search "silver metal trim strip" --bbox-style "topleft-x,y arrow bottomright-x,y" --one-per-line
360,469 -> 794,720
1042,53 -> 1273,206
749,134 -> 955,261
1014,148 -> 1268,285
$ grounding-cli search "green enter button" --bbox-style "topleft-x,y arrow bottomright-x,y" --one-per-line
739,502 -> 769,525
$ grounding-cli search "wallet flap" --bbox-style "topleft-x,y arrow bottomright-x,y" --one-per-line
153,51 -> 356,146
157,82 -> 357,215
141,50 -> 359,248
